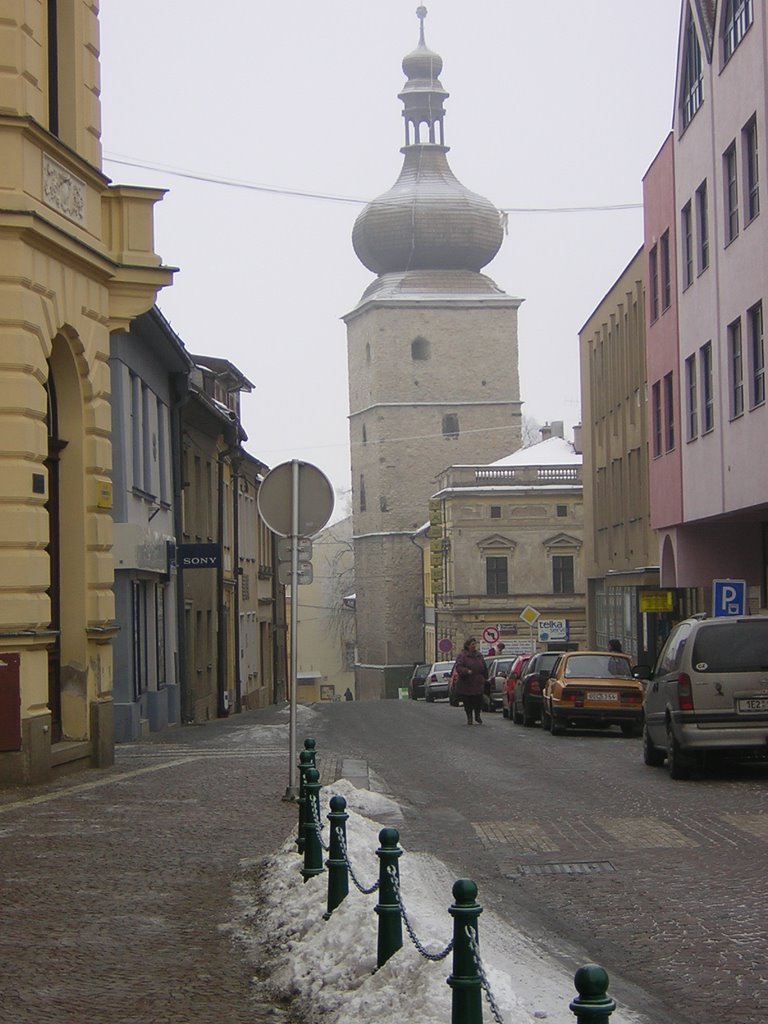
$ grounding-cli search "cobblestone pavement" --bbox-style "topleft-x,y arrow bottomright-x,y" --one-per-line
0,708 -> 317,1024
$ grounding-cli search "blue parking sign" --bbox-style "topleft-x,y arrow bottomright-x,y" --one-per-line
712,579 -> 746,617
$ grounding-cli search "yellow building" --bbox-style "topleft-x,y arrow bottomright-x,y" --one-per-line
0,2 -> 172,782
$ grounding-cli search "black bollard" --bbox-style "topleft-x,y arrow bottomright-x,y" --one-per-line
296,749 -> 314,854
301,767 -> 324,882
374,827 -> 403,968
324,794 -> 349,919
569,965 -> 616,1024
447,879 -> 483,1024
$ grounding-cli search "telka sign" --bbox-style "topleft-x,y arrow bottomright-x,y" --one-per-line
177,543 -> 221,570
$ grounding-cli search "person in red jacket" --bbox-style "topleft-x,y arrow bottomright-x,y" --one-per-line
452,637 -> 489,725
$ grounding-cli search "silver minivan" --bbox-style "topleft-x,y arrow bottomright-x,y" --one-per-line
642,615 -> 768,778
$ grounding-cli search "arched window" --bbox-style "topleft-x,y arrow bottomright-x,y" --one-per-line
681,11 -> 703,128
442,413 -> 459,439
411,336 -> 430,361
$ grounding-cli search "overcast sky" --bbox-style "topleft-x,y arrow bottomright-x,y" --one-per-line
99,1 -> 682,505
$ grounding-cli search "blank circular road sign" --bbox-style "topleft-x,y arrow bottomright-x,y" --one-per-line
257,460 -> 335,538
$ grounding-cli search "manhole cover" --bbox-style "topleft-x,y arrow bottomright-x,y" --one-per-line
518,861 -> 615,876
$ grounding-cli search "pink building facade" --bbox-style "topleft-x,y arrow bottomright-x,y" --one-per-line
644,1 -> 768,611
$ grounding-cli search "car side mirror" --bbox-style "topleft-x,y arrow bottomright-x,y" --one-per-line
632,664 -> 651,680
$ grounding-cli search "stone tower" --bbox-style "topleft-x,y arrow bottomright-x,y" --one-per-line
344,7 -> 522,699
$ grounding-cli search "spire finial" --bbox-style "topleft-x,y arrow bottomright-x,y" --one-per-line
416,6 -> 428,46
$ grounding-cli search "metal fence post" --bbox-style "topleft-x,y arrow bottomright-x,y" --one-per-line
447,879 -> 483,1024
301,767 -> 324,882
324,794 -> 349,919
569,965 -> 616,1024
374,827 -> 403,968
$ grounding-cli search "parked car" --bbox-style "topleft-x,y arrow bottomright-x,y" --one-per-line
510,651 -> 559,726
485,656 -> 517,712
425,661 -> 455,702
641,614 -> 768,779
498,655 -> 529,718
409,663 -> 431,700
540,651 -> 644,736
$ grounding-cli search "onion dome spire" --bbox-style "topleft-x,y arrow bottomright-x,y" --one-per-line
352,7 -> 504,283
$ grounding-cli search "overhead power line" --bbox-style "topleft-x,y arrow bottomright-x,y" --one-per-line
103,153 -> 642,214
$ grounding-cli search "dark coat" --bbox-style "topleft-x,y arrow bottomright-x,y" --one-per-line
453,649 -> 488,696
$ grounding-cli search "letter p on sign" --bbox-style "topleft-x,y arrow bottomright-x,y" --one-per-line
712,579 -> 746,617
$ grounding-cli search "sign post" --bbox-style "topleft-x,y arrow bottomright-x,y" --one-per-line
258,461 -> 334,801
520,605 -> 540,654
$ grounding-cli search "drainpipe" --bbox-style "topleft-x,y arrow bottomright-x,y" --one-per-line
232,457 -> 242,714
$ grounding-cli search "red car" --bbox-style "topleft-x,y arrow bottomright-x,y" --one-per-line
502,655 -> 530,718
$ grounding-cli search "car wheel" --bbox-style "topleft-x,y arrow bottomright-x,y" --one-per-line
621,722 -> 642,738
521,702 -> 536,727
666,725 -> 694,779
550,711 -> 566,736
512,701 -> 523,725
643,724 -> 665,766
425,692 -> 434,703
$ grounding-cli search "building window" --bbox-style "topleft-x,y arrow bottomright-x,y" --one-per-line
379,495 -> 388,512
664,372 -> 675,451
749,301 -> 765,407
744,116 -> 760,223
701,341 -> 715,433
411,336 -> 430,360
686,354 -> 698,440
724,0 -> 753,62
365,342 -> 371,365
552,555 -> 574,595
652,380 -> 662,457
725,142 -> 739,243
156,584 -> 167,687
681,14 -> 703,129
362,424 -> 367,445
728,317 -> 744,418
442,413 -> 459,439
556,505 -> 568,518
660,230 -> 671,311
486,557 -> 508,596
344,642 -> 355,671
649,245 -> 659,321
696,180 -> 709,272
359,474 -> 366,512
681,202 -> 693,289
490,506 -> 501,519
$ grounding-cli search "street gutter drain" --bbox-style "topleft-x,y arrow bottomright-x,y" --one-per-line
519,861 -> 615,876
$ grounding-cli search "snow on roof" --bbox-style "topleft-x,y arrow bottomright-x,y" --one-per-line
489,435 -> 581,468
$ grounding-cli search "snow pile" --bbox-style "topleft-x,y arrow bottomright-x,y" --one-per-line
229,779 -> 586,1024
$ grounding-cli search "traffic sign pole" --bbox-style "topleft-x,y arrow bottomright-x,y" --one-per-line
287,460 -> 300,801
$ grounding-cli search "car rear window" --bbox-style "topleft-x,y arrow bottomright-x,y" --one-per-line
692,621 -> 768,673
564,655 -> 631,679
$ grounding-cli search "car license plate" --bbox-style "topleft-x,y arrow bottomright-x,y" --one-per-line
587,692 -> 618,702
738,697 -> 768,713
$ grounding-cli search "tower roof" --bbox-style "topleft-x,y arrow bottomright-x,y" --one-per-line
351,7 -> 504,286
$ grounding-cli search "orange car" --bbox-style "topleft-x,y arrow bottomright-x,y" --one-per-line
540,651 -> 644,737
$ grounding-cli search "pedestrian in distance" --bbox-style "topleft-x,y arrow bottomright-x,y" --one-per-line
452,637 -> 489,726
344,687 -> 354,701
607,639 -> 624,676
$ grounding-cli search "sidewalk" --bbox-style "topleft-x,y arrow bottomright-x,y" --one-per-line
0,706 -> 334,1024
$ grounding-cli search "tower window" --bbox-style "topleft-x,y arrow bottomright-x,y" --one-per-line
365,343 -> 371,365
379,496 -> 388,512
411,336 -> 430,361
359,474 -> 366,512
362,424 -> 367,445
490,506 -> 501,519
442,414 -> 459,439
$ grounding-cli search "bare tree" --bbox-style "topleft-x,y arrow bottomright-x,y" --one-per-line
521,415 -> 541,448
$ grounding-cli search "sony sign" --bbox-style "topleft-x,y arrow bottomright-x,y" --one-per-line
177,543 -> 221,570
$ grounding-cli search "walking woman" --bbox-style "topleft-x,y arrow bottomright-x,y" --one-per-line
452,637 -> 489,725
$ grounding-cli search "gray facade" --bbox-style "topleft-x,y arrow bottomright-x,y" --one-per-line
110,308 -> 191,741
